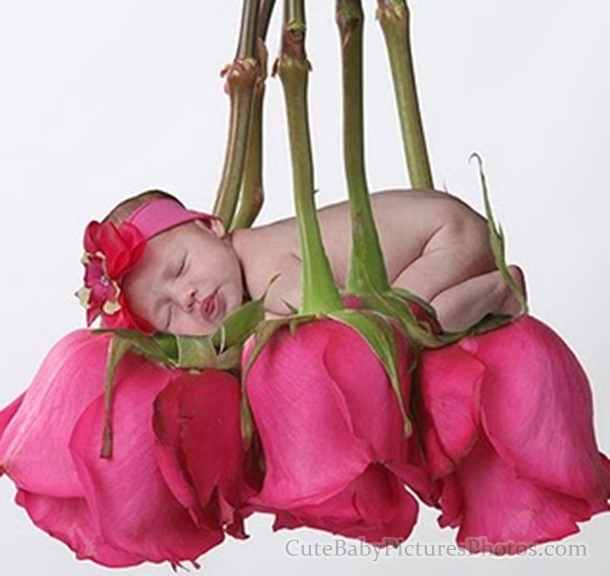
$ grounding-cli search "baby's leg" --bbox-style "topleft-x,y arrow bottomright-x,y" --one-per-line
391,201 -> 498,300
429,265 -> 526,332
390,202 -> 526,332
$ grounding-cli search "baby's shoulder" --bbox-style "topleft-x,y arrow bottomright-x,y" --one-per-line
251,216 -> 300,253
232,223 -> 300,302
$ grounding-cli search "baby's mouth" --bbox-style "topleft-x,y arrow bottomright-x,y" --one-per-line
201,290 -> 225,322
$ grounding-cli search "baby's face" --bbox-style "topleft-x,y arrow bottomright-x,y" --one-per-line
123,220 -> 244,335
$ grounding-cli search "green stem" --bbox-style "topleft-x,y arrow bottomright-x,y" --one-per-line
258,0 -> 277,38
231,41 -> 267,230
276,0 -> 343,315
231,0 -> 277,230
236,0 -> 262,59
336,0 -> 390,294
377,0 -> 433,189
213,0 -> 261,228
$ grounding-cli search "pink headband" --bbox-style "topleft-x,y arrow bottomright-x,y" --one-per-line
124,198 -> 215,240
76,198 -> 216,333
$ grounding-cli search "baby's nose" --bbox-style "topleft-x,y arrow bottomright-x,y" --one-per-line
173,284 -> 197,312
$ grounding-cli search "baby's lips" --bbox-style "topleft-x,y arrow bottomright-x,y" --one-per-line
200,290 -> 225,322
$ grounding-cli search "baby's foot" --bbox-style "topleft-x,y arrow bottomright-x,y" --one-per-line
497,264 -> 527,318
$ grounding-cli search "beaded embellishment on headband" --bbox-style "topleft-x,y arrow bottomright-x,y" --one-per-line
76,198 -> 216,332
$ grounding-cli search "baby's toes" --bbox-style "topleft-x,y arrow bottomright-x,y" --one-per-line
501,264 -> 527,317
507,264 -> 527,302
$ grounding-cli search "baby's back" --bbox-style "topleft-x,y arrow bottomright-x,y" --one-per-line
235,189 -> 488,312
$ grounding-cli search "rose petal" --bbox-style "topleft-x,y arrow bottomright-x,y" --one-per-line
16,490 -> 143,568
152,378 -> 200,513
245,321 -> 373,508
0,330 -> 111,496
453,436 -> 595,551
154,370 -> 254,532
69,356 -> 223,564
0,393 -> 24,441
273,464 -> 419,546
321,321 -> 411,462
436,474 -> 462,529
418,343 -> 485,465
464,316 -> 610,504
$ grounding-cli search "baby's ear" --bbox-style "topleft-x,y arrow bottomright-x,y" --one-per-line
195,217 -> 226,238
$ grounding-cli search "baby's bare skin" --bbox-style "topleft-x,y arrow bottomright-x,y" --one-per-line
124,189 -> 525,335
232,189 -> 525,332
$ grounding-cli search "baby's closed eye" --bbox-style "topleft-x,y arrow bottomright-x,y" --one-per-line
175,254 -> 187,277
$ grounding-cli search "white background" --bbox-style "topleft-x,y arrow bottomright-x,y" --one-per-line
1,0 -> 609,574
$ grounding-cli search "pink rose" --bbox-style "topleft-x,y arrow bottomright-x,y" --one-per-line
153,371 -> 263,539
417,315 -> 610,553
244,319 -> 432,545
0,330 -> 255,568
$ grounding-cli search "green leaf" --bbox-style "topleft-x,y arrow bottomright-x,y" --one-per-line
101,334 -> 134,459
470,152 -> 527,314
215,347 -> 243,371
95,300 -> 265,374
168,298 -> 265,370
132,333 -> 179,365
361,290 -> 443,349
94,328 -> 180,366
281,299 -> 299,315
390,287 -> 438,320
211,297 -> 265,351
176,336 -> 218,370
435,312 -> 514,345
330,309 -> 412,438
346,208 -> 391,295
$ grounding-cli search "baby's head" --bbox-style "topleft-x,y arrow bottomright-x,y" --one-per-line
78,190 -> 245,335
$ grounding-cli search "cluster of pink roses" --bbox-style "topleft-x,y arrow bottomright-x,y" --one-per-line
0,331 -> 261,568
1,315 -> 609,568
246,314 -> 610,552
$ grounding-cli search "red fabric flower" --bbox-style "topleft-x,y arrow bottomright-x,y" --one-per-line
77,220 -> 153,331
